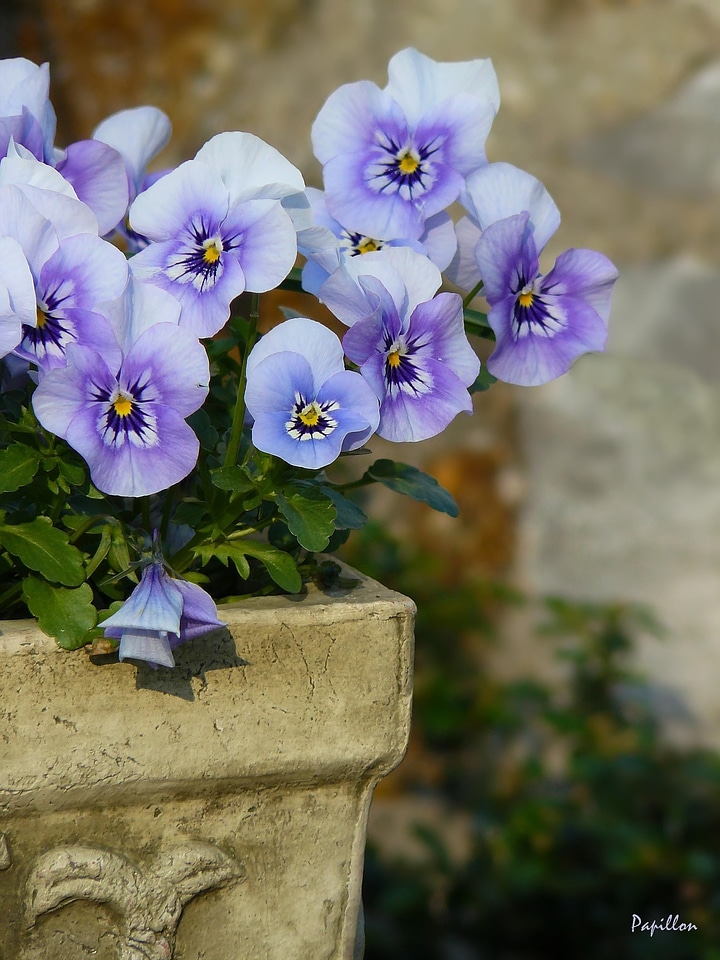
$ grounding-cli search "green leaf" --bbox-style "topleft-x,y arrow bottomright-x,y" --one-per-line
187,408 -> 220,452
23,577 -> 97,650
463,306 -> 495,342
322,487 -> 368,530
366,460 -> 459,517
0,517 -> 86,585
0,443 -> 42,493
469,366 -> 498,394
210,465 -> 255,495
276,482 -> 336,552
193,541 -> 251,579
239,540 -> 302,593
57,458 -> 86,486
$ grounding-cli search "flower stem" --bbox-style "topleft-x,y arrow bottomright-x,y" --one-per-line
224,293 -> 260,468
463,278 -> 484,308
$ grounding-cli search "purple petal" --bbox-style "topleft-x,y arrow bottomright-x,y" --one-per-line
223,198 -> 297,292
116,631 -> 175,669
32,342 -> 118,439
246,318 -> 344,386
56,140 -> 129,235
103,563 -> 182,632
417,211 -> 457,271
245,350 -> 316,421
174,578 -> 226,643
414,95 -> 495,179
128,159 -> 230,243
373,356 -> 473,442
474,213 -> 538,303
407,292 -> 479,387
130,237 -> 247,339
541,248 -> 618,324
67,400 -> 200,497
312,80 -> 402,164
122,322 -> 209,418
39,233 -> 129,309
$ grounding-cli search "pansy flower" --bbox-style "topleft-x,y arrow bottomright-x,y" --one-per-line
32,320 -> 209,496
0,173 -> 127,372
0,58 -> 128,236
475,212 -> 618,386
128,132 -> 304,338
312,47 -> 499,241
299,186 -> 456,296
102,562 -> 226,669
245,317 -> 379,469
320,247 -> 479,442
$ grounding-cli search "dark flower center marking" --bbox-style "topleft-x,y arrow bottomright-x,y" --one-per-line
286,393 -> 338,441
20,296 -> 75,362
341,230 -> 384,257
367,132 -> 444,200
94,377 -> 159,449
383,333 -> 433,397
513,281 -> 564,341
166,219 -> 242,293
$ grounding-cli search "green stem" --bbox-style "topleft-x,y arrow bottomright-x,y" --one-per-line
224,293 -> 260,469
463,278 -> 484,308
68,514 -> 107,545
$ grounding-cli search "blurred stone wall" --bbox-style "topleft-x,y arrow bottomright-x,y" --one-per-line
12,0 -> 720,741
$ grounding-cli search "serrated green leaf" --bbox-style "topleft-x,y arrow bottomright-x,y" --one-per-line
210,465 -> 255,495
23,577 -> 97,649
0,517 -> 86,585
240,540 -> 302,593
276,482 -> 336,552
366,460 -> 459,517
193,541 -> 251,579
0,443 -> 42,493
322,487 -> 368,530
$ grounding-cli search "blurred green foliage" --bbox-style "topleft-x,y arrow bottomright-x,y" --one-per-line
343,523 -> 720,960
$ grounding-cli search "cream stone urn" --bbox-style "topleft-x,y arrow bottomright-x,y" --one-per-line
0,565 -> 415,960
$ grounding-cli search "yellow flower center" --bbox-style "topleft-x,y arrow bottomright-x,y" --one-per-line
113,396 -> 133,417
387,350 -> 402,368
397,150 -> 420,175
36,307 -> 47,328
517,291 -> 534,308
202,237 -> 223,264
298,402 -> 321,427
356,237 -> 380,255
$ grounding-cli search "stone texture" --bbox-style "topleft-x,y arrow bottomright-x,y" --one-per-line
0,567 -> 415,959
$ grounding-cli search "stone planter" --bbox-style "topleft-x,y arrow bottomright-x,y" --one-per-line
0,566 -> 415,960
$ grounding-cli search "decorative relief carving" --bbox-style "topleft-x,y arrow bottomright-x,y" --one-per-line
0,832 -> 10,870
25,841 -> 245,959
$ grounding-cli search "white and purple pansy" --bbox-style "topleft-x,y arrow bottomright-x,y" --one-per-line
32,321 -> 209,497
0,57 -> 129,236
475,212 -> 618,386
244,317 -> 380,469
298,186 -> 457,297
102,561 -> 226,669
128,133 -> 304,338
320,247 -> 480,443
311,47 -> 499,242
0,180 -> 128,372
